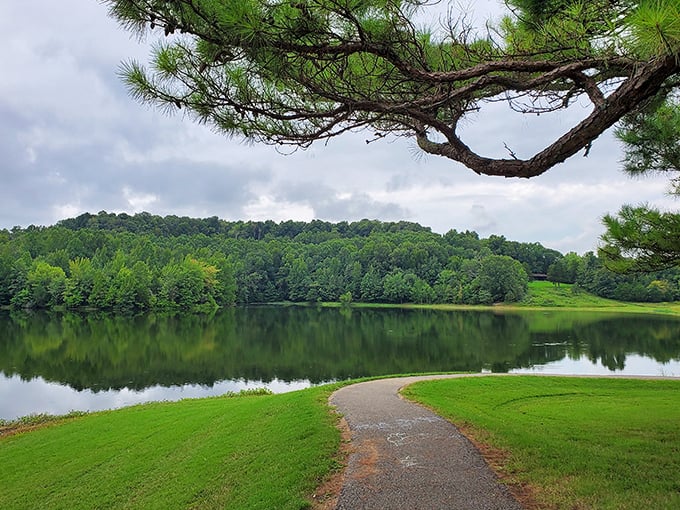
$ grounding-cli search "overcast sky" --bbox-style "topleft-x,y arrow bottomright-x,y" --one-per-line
1,0 -> 676,254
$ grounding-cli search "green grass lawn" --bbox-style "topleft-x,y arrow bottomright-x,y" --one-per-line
403,376 -> 680,510
320,281 -> 680,315
521,281 -> 622,307
517,281 -> 680,314
4,376 -> 680,509
0,388 -> 342,510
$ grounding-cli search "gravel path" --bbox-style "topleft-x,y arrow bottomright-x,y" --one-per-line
330,375 -> 524,510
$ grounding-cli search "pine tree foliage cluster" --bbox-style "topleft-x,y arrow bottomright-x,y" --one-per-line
103,0 -> 680,179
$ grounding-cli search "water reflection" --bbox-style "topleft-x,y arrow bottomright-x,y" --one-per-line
0,374 -> 311,421
1,308 -> 679,420
512,354 -> 680,377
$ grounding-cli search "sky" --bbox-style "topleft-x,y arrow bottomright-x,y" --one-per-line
1,0 -> 677,254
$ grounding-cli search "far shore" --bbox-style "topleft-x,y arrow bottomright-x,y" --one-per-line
3,281 -> 680,316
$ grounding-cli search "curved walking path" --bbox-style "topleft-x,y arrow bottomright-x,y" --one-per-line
330,375 -> 523,510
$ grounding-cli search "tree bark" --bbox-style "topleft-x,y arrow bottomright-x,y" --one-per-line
417,55 -> 679,178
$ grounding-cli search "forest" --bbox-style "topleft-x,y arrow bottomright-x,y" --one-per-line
0,211 -> 679,312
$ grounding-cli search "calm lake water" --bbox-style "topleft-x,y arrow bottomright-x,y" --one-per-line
2,307 -> 680,420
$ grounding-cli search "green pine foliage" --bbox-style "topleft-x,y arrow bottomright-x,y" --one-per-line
600,205 -> 680,274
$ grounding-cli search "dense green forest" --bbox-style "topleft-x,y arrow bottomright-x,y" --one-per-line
0,212 -> 678,312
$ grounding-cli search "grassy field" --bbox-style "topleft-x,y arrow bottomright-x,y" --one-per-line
319,281 -> 680,315
3,376 -> 680,509
0,388 -> 342,510
516,281 -> 680,314
403,376 -> 680,510
520,281 -> 627,308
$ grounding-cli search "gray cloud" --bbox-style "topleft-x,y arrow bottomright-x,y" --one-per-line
0,98 -> 269,226
271,180 -> 409,222
314,192 -> 409,222
469,204 -> 498,232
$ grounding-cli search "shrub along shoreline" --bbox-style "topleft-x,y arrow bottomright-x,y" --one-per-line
2,375 -> 679,509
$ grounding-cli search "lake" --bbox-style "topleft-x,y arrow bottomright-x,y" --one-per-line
2,307 -> 680,420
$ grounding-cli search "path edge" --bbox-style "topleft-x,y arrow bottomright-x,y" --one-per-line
318,373 -> 679,510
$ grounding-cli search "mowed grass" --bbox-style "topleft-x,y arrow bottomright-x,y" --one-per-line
330,282 -> 680,314
518,281 -> 680,314
403,376 -> 680,509
0,388 -> 341,510
521,281 -> 622,307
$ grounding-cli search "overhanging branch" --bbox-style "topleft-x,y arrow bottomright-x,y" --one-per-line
417,55 -> 679,177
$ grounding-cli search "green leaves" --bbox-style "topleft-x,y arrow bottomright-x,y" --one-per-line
25,261 -> 67,308
158,256 -> 220,311
503,0 -> 614,58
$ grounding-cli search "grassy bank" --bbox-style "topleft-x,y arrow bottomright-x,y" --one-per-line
516,281 -> 680,314
316,281 -> 680,315
403,376 -> 680,510
4,376 -> 680,509
0,387 -> 342,510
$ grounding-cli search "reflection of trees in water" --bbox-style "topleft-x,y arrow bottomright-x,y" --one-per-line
1,309 -> 679,391
521,314 -> 680,372
570,317 -> 680,371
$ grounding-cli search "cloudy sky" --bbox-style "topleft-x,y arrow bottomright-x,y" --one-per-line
1,0 -> 676,254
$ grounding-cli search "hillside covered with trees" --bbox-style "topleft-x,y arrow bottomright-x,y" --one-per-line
100,0 -> 680,284
0,212 -> 678,312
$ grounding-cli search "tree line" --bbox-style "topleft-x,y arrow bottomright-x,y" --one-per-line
0,212 -> 678,312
